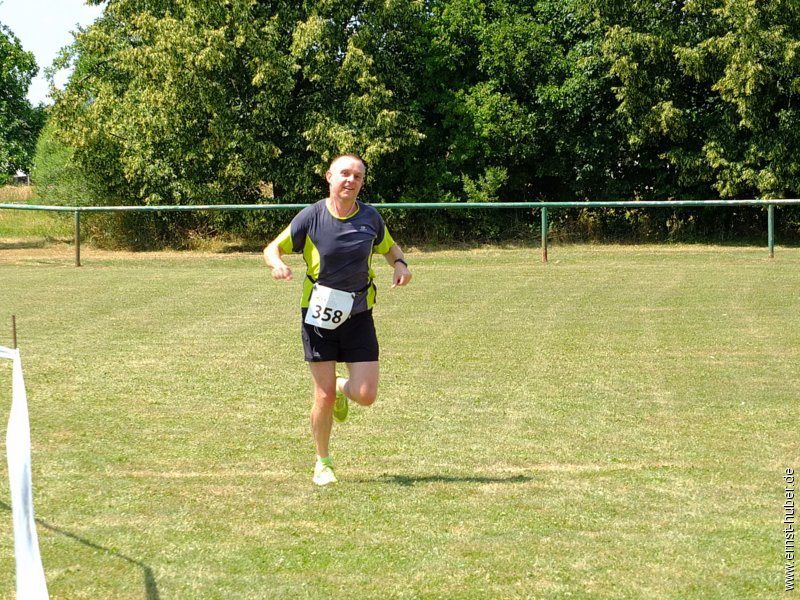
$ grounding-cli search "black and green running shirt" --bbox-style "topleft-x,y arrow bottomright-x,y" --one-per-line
275,199 -> 396,315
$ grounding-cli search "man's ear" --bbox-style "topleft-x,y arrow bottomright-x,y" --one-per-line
325,170 -> 332,183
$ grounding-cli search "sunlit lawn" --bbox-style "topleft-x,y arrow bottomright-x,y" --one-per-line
0,242 -> 797,598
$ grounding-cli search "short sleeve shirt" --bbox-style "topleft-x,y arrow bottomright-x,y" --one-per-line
274,199 -> 395,314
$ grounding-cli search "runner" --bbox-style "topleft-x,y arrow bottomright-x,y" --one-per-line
263,154 -> 412,485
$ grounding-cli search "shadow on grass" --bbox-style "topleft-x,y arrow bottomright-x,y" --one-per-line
0,501 -> 159,599
378,474 -> 533,487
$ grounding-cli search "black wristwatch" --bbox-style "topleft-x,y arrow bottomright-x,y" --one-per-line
394,258 -> 408,267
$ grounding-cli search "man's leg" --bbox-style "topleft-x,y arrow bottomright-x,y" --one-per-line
308,361 -> 337,459
339,361 -> 380,407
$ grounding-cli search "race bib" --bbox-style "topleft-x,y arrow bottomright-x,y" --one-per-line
305,283 -> 355,330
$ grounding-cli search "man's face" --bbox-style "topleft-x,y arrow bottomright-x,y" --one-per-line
326,157 -> 366,201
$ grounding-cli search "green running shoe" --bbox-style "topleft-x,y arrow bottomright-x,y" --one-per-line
333,381 -> 349,423
313,459 -> 338,486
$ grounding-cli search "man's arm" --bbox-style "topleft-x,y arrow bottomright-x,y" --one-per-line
382,244 -> 412,288
264,237 -> 293,280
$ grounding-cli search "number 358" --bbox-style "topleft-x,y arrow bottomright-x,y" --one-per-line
312,305 -> 344,324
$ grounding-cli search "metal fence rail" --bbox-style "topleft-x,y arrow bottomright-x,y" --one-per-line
2,199 -> 800,266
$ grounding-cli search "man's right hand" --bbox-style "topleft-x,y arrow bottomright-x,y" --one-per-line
271,265 -> 293,280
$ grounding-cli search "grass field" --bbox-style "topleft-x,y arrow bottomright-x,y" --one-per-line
0,240 -> 798,598
0,187 -> 72,241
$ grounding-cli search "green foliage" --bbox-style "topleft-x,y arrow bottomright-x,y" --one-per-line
35,0 -> 800,246
290,1 -> 427,179
32,119 -> 100,205
0,23 -> 44,175
51,1 -> 288,205
598,0 -> 800,200
50,0 -> 428,208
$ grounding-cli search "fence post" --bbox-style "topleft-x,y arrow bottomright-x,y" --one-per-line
541,206 -> 548,263
74,209 -> 81,267
767,204 -> 775,259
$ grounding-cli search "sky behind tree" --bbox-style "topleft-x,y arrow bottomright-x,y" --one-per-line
0,0 -> 103,105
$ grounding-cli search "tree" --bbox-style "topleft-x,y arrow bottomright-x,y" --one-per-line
48,0 -> 429,206
42,0 -> 800,245
676,0 -> 800,198
0,22 -> 43,176
596,0 -> 800,200
49,1 -> 292,205
287,0 -> 429,202
421,0 -> 628,203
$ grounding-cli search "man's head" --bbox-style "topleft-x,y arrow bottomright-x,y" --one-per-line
326,154 -> 366,203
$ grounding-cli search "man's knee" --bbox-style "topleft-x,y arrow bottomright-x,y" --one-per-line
314,388 -> 337,408
351,381 -> 378,406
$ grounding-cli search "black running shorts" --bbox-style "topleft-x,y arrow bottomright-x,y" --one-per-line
301,309 -> 379,363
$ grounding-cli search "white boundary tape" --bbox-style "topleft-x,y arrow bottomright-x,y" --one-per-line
1,346 -> 49,599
